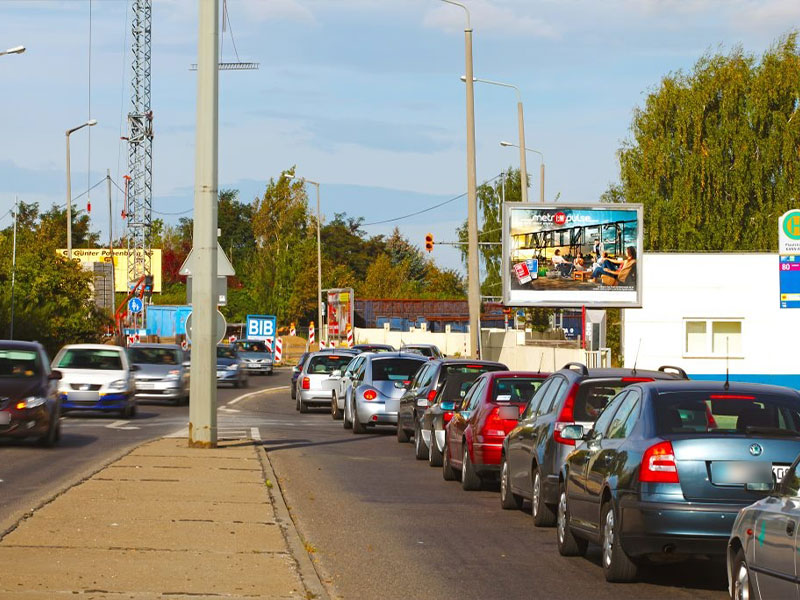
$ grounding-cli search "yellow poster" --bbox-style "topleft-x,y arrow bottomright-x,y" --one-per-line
56,249 -> 162,293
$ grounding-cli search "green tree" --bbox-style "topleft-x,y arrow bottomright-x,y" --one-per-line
616,32 -> 800,251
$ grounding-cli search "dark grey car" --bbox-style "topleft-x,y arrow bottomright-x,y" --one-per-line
128,344 -> 189,405
500,362 -> 688,526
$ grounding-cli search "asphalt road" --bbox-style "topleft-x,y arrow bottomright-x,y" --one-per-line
248,385 -> 731,600
0,373 -> 290,535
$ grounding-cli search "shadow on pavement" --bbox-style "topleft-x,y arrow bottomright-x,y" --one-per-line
0,432 -> 98,450
260,434 -> 388,453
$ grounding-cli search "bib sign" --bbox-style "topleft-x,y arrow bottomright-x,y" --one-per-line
246,315 -> 277,341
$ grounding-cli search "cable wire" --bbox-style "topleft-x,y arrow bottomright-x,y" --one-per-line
109,178 -> 193,217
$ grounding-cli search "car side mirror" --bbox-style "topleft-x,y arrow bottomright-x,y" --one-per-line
559,424 -> 585,440
48,370 -> 63,381
130,364 -> 141,372
394,381 -> 409,389
497,405 -> 520,421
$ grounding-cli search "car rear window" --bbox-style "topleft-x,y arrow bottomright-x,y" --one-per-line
58,349 -> 123,371
439,364 -> 506,401
573,381 -> 633,422
655,392 -> 800,435
404,346 -> 433,357
0,350 -> 41,378
129,347 -> 179,365
372,358 -> 424,381
307,355 -> 354,374
492,378 -> 544,404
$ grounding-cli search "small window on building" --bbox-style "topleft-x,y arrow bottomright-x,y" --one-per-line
683,319 -> 742,358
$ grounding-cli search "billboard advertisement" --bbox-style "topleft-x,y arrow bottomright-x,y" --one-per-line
57,248 -> 162,293
502,203 -> 643,308
327,288 -> 354,339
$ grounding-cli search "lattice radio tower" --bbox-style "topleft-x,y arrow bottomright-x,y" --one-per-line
126,0 -> 153,299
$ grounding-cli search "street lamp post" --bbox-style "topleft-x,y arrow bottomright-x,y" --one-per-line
0,46 -> 25,57
501,141 -> 545,203
441,0 -> 480,359
465,77 -> 528,203
289,176 -> 323,344
10,196 -> 18,339
65,120 -> 97,259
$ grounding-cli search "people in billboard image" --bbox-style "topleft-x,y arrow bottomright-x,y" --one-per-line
505,205 -> 643,307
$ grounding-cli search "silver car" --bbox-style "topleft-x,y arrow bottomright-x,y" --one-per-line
345,352 -> 428,434
234,339 -> 274,376
728,454 -> 800,600
296,351 -> 357,413
330,354 -> 365,421
128,344 -> 189,405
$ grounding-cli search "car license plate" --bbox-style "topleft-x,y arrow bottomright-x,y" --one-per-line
0,411 -> 9,425
216,371 -> 225,378
773,465 -> 790,482
711,461 -> 772,485
137,382 -> 154,390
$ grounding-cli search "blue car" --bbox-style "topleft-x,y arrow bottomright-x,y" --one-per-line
557,380 -> 800,582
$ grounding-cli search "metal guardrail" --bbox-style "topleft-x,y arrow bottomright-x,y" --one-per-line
585,348 -> 611,368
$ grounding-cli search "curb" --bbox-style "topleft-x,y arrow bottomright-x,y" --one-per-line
256,444 -> 334,600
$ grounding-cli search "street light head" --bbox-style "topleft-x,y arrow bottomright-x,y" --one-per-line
500,141 -> 514,147
87,119 -> 98,126
6,46 -> 25,55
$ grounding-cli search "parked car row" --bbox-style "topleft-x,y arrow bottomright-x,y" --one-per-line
292,350 -> 800,598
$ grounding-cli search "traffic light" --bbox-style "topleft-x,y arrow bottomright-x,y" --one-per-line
425,233 -> 434,253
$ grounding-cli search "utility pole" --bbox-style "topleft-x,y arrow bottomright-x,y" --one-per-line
107,169 -> 115,312
189,0 -> 220,448
10,196 -> 17,340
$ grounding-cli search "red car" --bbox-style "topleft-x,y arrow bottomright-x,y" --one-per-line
443,371 -> 549,490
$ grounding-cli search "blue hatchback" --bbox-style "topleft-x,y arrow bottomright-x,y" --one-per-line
556,380 -> 800,582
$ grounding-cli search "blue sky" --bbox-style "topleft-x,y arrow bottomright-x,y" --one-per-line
1,0 -> 798,273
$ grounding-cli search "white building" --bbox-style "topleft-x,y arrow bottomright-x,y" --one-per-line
623,253 -> 800,389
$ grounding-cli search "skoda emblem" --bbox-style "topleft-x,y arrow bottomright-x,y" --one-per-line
749,443 -> 763,457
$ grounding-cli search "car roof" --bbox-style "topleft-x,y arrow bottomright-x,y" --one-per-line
555,363 -> 688,381
488,371 -> 550,380
363,352 -> 428,361
0,340 -> 43,350
61,344 -> 124,351
641,379 -> 800,397
429,358 -> 507,368
132,343 -> 181,350
401,343 -> 439,349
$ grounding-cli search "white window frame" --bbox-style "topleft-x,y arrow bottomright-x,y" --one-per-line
682,318 -> 744,359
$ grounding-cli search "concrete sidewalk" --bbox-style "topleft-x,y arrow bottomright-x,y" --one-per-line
0,437 -> 328,599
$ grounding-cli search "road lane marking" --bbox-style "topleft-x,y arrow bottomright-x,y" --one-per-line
250,427 -> 262,441
228,386 -> 289,406
105,420 -> 140,431
219,407 -> 241,413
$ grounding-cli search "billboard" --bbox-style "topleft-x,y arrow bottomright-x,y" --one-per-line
327,288 -> 354,339
57,248 -> 162,293
502,203 -> 643,308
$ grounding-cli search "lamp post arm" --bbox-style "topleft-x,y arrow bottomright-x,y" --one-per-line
440,0 -> 471,29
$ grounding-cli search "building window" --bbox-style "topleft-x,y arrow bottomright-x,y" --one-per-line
683,319 -> 742,358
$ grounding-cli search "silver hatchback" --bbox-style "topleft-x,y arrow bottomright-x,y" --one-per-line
128,344 -> 189,405
295,351 -> 357,413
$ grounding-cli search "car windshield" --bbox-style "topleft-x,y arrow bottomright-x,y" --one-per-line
58,349 -> 123,370
404,346 -> 434,357
655,391 -> 800,435
439,364 -> 505,401
129,347 -> 179,365
573,381 -> 632,421
371,358 -> 424,381
0,349 -> 41,378
216,346 -> 237,360
307,355 -> 353,374
492,378 -> 544,404
236,341 -> 269,353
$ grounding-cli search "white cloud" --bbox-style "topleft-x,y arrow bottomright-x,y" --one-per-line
423,0 -> 559,38
237,0 -> 315,23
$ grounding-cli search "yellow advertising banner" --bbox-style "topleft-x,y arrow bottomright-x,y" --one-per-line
56,249 -> 162,293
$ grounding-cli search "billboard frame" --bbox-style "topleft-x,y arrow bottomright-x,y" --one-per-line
501,202 -> 643,309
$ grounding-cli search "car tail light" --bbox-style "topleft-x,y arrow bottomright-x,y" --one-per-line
709,394 -> 756,400
622,377 -> 654,382
301,377 -> 310,390
15,401 -> 25,410
363,389 -> 378,401
483,405 -> 518,437
640,440 -> 679,483
443,411 -> 454,424
427,389 -> 437,403
553,383 -> 579,445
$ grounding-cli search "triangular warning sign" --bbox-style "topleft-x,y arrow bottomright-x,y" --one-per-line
179,243 -> 236,277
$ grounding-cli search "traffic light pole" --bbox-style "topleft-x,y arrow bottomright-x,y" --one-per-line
188,0 -> 219,448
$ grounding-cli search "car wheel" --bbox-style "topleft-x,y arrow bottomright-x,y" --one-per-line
241,375 -> 249,388
38,416 -> 59,448
414,419 -> 428,460
295,393 -> 300,411
352,403 -> 366,434
442,437 -> 457,481
461,447 -> 482,490
601,501 -> 638,582
428,427 -> 443,467
731,547 -> 753,600
233,378 -> 241,389
299,397 -> 309,414
557,486 -> 588,557
532,468 -> 557,527
343,397 -> 353,429
331,393 -> 342,420
397,419 -> 410,443
500,456 -> 524,510
291,384 -> 296,400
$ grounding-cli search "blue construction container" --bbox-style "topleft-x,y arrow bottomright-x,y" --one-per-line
146,305 -> 192,338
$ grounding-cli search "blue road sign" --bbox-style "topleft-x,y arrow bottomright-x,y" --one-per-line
128,297 -> 144,314
780,256 -> 800,308
246,314 -> 277,340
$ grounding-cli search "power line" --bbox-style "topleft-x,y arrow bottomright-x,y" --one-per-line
109,177 -> 193,216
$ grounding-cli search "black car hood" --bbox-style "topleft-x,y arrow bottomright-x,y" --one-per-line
0,377 -> 46,400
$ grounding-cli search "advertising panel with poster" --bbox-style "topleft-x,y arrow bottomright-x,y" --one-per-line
327,288 -> 354,340
502,203 -> 643,308
57,248 -> 162,293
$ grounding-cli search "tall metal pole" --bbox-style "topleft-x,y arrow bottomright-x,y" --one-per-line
10,196 -> 18,339
517,101 -> 528,204
540,162 -> 545,203
442,0 -> 481,359
66,134 -> 72,260
314,182 -> 323,344
107,169 -> 115,311
189,0 -> 219,449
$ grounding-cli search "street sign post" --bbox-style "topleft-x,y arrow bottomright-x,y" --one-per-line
779,210 -> 800,309
185,309 -> 227,344
128,297 -> 144,314
246,314 -> 276,341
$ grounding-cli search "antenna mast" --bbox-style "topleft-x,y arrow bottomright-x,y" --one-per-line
126,0 -> 154,327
